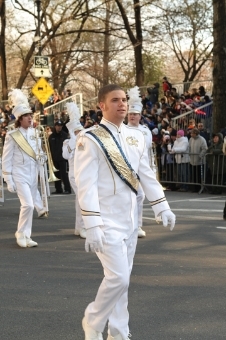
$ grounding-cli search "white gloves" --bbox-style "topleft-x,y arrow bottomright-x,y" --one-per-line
5,177 -> 16,193
156,209 -> 176,231
68,137 -> 76,151
85,226 -> 106,253
36,154 -> 47,166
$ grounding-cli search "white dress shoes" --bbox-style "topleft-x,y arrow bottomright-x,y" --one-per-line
74,228 -> 87,238
26,237 -> 38,247
15,232 -> 38,248
138,226 -> 146,238
80,228 -> 87,239
82,317 -> 103,340
38,209 -> 48,218
15,232 -> 27,247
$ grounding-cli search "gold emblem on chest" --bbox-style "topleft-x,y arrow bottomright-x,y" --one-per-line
126,136 -> 138,147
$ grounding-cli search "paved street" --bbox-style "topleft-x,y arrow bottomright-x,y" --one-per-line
0,185 -> 226,340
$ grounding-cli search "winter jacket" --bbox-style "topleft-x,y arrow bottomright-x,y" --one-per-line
189,135 -> 208,165
206,133 -> 226,174
172,136 -> 190,163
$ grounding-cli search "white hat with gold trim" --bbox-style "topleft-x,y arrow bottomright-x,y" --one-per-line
127,86 -> 143,114
66,102 -> 84,134
9,89 -> 33,120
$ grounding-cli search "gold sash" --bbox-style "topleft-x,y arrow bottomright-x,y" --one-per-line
10,130 -> 36,161
87,126 -> 139,194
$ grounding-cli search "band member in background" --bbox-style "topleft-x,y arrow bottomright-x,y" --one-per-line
127,86 -> 154,238
62,102 -> 86,239
74,84 -> 176,340
2,89 -> 47,248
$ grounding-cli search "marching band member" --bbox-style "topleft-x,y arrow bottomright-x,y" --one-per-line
62,102 -> 86,238
127,86 -> 153,238
74,84 -> 176,340
2,89 -> 47,248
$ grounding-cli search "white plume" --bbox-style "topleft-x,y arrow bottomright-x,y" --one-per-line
66,102 -> 80,122
127,86 -> 142,106
9,89 -> 30,108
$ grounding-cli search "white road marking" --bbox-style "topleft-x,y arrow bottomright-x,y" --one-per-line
143,208 -> 222,212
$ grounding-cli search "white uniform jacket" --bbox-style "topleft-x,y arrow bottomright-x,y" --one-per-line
62,136 -> 77,184
2,127 -> 40,183
74,118 -> 169,239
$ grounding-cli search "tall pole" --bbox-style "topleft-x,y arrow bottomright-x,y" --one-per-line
35,0 -> 41,55
35,0 -> 46,125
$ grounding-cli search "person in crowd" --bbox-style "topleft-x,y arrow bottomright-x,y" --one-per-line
146,83 -> 160,105
189,128 -> 208,192
2,89 -> 47,248
162,76 -> 172,95
160,132 -> 176,191
206,133 -> 224,194
62,102 -> 86,238
74,83 -> 175,340
198,86 -> 206,97
171,87 -> 179,100
170,129 -> 190,192
49,120 -> 71,194
126,85 -> 154,238
197,122 -> 210,146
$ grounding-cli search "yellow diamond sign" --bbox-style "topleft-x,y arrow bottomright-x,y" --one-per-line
32,77 -> 54,105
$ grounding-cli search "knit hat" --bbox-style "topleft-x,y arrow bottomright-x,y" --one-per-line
66,102 -> 84,134
9,89 -> 33,120
127,86 -> 143,114
177,129 -> 184,136
152,128 -> 159,135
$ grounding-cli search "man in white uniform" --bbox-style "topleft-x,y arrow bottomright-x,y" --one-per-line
74,84 -> 176,340
2,89 -> 47,248
127,86 -> 153,238
62,102 -> 86,238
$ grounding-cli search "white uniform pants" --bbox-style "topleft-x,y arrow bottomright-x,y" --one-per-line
137,185 -> 145,227
15,179 -> 38,238
85,229 -> 138,339
34,189 -> 44,215
69,170 -> 84,232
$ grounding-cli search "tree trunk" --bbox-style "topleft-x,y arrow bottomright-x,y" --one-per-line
115,0 -> 144,87
102,1 -> 110,87
134,0 -> 144,86
212,0 -> 226,133
0,0 -> 8,100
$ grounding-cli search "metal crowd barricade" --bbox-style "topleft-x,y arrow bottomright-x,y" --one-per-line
171,101 -> 213,133
202,153 -> 226,194
154,151 -> 226,194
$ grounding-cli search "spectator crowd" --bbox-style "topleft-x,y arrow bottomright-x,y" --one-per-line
1,78 -> 226,194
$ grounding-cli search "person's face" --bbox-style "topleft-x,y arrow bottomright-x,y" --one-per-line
55,125 -> 62,132
198,124 -> 203,130
213,136 -> 219,143
127,112 -> 141,126
99,90 -> 127,126
20,113 -> 33,129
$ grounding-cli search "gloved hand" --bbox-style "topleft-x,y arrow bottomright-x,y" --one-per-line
6,179 -> 17,193
85,226 -> 106,253
36,154 -> 47,166
157,210 -> 176,231
68,137 -> 76,151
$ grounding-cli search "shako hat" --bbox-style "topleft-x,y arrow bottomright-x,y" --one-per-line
66,102 -> 84,133
9,89 -> 33,120
127,86 -> 143,114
